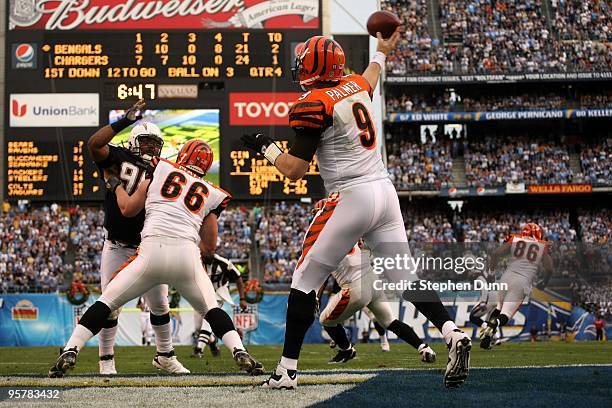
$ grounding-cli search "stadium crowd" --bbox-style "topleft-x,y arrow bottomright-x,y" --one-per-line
551,0 -> 611,42
403,207 -> 457,242
0,204 -> 69,293
70,207 -> 105,285
387,139 -> 454,190
216,206 -> 252,261
455,210 -> 577,242
571,278 -> 612,319
385,90 -> 611,113
384,0 -> 454,75
463,136 -> 575,187
578,140 -> 612,186
255,202 -> 310,283
384,0 -> 612,74
1,201 -> 609,288
578,208 -> 611,244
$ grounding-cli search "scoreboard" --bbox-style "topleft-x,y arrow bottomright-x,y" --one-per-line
4,0 -> 324,201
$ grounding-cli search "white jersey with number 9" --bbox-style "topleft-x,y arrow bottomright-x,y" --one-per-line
141,158 -> 229,243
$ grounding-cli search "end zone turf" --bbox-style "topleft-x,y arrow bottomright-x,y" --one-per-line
1,367 -> 610,407
0,343 -> 610,407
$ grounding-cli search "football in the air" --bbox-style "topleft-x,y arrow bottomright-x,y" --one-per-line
366,10 -> 401,39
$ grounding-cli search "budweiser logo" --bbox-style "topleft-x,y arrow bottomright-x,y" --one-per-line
9,0 -> 320,30
12,0 -> 245,30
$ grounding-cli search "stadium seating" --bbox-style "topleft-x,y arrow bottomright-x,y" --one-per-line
387,140 -> 454,190
0,205 -> 68,293
463,136 -> 574,187
216,206 -> 252,261
383,0 -> 612,74
386,90 -> 612,113
71,207 -> 105,285
578,141 -> 612,186
255,202 -> 310,283
2,201 -> 610,290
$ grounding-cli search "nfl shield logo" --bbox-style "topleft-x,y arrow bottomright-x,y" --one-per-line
233,304 -> 259,332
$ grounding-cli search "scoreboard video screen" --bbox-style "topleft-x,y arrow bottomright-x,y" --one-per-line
4,0 -> 324,201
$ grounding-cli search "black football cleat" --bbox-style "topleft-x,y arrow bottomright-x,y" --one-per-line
233,348 -> 264,376
328,346 -> 357,364
48,347 -> 78,378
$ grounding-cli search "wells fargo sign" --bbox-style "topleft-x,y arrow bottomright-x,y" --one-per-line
527,184 -> 593,194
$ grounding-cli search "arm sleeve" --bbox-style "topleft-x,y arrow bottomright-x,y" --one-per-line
288,127 -> 323,162
95,145 -> 117,168
210,194 -> 231,217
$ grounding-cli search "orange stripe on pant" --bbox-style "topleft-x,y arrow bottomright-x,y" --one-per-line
325,289 -> 351,322
295,199 -> 338,270
110,253 -> 138,281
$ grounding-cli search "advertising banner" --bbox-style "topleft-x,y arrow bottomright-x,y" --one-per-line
0,292 -> 591,346
386,71 -> 612,85
439,186 -> 505,197
9,93 -> 99,127
229,92 -> 302,126
386,109 -> 612,123
9,0 -> 321,30
527,184 -> 593,194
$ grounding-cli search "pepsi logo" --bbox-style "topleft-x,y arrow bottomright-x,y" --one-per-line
15,44 -> 35,63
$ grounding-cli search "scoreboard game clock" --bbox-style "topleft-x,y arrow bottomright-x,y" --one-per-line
4,0 -> 324,201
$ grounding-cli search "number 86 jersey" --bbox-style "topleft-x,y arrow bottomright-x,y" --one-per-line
141,158 -> 230,243
505,234 -> 548,279
289,74 -> 389,193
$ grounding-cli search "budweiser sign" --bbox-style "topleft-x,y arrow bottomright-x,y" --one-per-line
9,0 -> 320,30
230,92 -> 301,126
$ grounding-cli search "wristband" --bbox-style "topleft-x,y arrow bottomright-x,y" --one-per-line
371,51 -> 386,68
110,115 -> 136,134
263,142 -> 283,165
105,176 -> 122,193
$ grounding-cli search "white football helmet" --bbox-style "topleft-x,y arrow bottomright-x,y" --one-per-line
128,122 -> 164,162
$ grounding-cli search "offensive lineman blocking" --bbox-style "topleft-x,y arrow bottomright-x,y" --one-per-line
88,100 -> 188,374
242,32 -> 471,389
49,140 -> 263,377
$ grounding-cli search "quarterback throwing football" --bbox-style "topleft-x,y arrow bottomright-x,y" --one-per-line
242,32 -> 471,389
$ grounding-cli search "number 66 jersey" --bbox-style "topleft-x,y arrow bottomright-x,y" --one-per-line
141,158 -> 230,243
289,74 -> 389,193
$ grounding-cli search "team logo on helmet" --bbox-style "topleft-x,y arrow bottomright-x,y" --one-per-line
521,223 -> 543,240
177,139 -> 213,176
292,36 -> 345,89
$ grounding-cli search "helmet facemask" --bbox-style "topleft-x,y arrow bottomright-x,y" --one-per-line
130,134 -> 163,162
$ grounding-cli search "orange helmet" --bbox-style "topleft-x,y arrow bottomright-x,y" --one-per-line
292,36 -> 345,89
521,223 -> 543,240
177,139 -> 213,176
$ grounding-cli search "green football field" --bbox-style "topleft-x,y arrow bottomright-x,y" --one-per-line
0,343 -> 610,407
